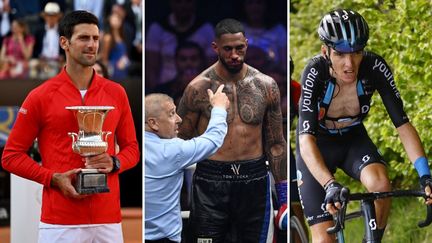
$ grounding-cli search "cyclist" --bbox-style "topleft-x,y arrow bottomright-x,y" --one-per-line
295,9 -> 432,242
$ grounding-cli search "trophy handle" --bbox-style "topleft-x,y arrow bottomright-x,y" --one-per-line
102,131 -> 112,142
68,132 -> 78,143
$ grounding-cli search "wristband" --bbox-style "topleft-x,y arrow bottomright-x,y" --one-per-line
323,177 -> 335,189
414,156 -> 431,178
275,181 -> 287,205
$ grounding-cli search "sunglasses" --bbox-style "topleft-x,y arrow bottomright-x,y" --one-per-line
332,39 -> 366,53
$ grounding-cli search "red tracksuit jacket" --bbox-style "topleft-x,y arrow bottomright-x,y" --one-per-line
2,68 -> 140,224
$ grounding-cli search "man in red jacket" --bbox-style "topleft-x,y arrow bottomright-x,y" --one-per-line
1,10 -> 140,242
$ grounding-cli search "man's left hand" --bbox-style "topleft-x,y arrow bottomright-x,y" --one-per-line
420,175 -> 432,205
84,153 -> 113,173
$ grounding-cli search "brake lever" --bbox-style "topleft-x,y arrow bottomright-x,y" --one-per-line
326,213 -> 342,234
326,187 -> 350,234
418,204 -> 432,227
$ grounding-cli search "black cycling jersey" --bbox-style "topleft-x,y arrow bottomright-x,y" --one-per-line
298,51 -> 409,136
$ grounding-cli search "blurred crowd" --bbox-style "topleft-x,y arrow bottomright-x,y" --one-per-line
0,0 -> 142,81
0,0 -> 286,113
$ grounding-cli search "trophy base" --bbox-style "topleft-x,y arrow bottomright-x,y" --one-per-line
75,169 -> 110,194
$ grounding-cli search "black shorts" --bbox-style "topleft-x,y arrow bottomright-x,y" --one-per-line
295,124 -> 386,226
187,156 -> 274,243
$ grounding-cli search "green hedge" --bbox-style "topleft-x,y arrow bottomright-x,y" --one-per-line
290,0 -> 432,190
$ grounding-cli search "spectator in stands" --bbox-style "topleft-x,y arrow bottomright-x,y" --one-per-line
9,0 -> 40,20
145,0 -> 215,90
40,0 -> 67,12
30,2 -> 64,79
103,0 -> 129,19
94,60 -> 109,78
74,0 -> 104,29
244,44 -> 271,73
150,41 -> 205,105
33,2 -> 63,61
239,0 -> 287,72
130,0 -> 142,53
0,0 -> 12,50
100,11 -> 130,81
124,0 -> 142,77
0,19 -> 35,79
108,3 -> 134,48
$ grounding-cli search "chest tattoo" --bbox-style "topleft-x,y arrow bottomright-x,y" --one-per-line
207,70 -> 236,122
237,75 -> 267,125
205,68 -> 268,125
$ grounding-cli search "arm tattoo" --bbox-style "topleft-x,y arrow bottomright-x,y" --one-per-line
178,76 -> 215,139
177,87 -> 201,139
264,79 -> 287,182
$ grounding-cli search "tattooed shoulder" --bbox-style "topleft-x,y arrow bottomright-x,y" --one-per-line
237,68 -> 269,125
181,73 -> 215,116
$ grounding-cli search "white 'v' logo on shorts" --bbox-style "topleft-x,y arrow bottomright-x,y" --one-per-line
231,164 -> 241,175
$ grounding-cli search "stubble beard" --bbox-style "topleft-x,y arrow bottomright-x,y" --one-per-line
219,57 -> 243,74
76,56 -> 96,68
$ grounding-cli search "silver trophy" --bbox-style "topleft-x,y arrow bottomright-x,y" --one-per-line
66,106 -> 114,194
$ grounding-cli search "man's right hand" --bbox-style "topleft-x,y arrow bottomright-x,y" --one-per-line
51,168 -> 87,199
207,84 -> 230,110
324,181 -> 343,215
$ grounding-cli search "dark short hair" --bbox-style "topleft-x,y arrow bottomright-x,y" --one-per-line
214,18 -> 245,38
59,10 -> 99,39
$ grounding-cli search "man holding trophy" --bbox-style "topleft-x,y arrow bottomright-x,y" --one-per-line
1,10 -> 139,242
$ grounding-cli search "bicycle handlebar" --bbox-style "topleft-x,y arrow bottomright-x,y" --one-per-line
326,188 -> 432,234
418,203 -> 432,227
326,187 -> 350,234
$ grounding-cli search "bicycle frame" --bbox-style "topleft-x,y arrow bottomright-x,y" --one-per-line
327,188 -> 432,243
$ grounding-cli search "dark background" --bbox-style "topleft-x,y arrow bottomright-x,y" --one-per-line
145,0 -> 287,29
